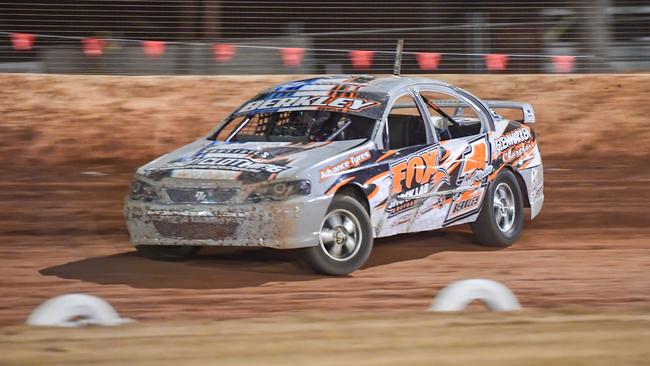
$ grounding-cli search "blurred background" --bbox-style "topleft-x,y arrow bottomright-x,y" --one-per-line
1,2 -> 650,363
1,0 -> 649,75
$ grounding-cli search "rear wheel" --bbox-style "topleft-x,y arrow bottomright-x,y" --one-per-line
471,170 -> 524,246
135,245 -> 200,261
300,194 -> 373,275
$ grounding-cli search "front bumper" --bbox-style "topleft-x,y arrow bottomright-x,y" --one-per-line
124,196 -> 330,249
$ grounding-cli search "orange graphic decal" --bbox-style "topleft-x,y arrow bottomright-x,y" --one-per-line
390,146 -> 447,195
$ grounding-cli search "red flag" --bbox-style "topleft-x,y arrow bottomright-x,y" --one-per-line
349,50 -> 375,70
553,55 -> 576,73
281,47 -> 305,68
485,54 -> 509,71
213,44 -> 235,62
11,33 -> 35,51
416,52 -> 441,70
82,38 -> 104,56
142,40 -> 166,57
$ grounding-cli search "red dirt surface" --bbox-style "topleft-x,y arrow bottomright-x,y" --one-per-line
1,74 -> 649,325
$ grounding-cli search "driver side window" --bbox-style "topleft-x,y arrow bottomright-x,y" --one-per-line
386,94 -> 428,150
420,91 -> 482,141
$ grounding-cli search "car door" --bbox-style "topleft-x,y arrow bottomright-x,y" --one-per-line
375,92 -> 446,237
416,88 -> 493,227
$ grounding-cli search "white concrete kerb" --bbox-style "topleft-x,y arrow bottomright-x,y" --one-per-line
430,279 -> 521,312
26,293 -> 134,327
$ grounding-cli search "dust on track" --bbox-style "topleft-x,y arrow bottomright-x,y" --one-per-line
0,74 -> 649,325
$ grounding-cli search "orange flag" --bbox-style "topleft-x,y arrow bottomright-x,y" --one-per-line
83,38 -> 104,56
485,54 -> 509,71
142,40 -> 166,57
553,55 -> 576,73
349,50 -> 375,70
281,47 -> 305,68
11,33 -> 35,51
416,52 -> 441,70
213,44 -> 235,62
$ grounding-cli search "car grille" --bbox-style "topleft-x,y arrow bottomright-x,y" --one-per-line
166,188 -> 239,204
153,221 -> 239,240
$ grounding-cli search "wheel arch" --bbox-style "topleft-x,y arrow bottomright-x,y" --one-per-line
334,183 -> 371,216
503,166 -> 530,208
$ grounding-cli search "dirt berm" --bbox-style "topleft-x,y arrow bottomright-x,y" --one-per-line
0,74 -> 649,326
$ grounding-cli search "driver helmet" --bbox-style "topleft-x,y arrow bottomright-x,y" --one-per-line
306,111 -> 331,136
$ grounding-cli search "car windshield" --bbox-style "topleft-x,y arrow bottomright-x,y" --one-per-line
211,110 -> 378,143
210,90 -> 388,143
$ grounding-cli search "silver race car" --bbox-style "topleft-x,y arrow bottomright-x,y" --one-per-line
125,75 -> 544,275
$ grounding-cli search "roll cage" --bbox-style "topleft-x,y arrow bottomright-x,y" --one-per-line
373,83 -> 495,150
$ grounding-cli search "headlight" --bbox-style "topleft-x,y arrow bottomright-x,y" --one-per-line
247,180 -> 311,202
129,178 -> 158,202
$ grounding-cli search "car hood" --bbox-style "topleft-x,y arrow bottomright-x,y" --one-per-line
138,139 -> 369,182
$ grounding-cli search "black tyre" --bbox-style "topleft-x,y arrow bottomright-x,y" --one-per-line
135,245 -> 200,261
471,169 -> 524,246
300,194 -> 373,275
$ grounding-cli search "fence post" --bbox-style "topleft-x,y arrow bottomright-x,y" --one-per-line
467,12 -> 489,73
576,0 -> 611,72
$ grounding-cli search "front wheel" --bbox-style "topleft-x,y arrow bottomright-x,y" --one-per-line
300,194 -> 373,275
135,245 -> 200,261
471,169 -> 524,246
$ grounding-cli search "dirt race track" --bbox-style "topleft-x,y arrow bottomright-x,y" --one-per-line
3,312 -> 650,365
1,74 -> 650,330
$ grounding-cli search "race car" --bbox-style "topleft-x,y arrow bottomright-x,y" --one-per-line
125,75 -> 544,275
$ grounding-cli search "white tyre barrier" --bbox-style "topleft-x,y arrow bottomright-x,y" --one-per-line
26,293 -> 133,327
430,279 -> 521,312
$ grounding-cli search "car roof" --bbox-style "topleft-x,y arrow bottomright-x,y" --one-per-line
264,75 -> 452,95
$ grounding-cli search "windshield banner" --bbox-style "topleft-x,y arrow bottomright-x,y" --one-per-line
233,91 -> 388,119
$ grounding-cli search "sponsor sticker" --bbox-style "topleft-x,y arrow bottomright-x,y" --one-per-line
167,157 -> 289,174
197,147 -> 276,160
319,150 -> 371,181
445,189 -> 485,223
238,96 -> 379,114
451,194 -> 481,214
390,145 -> 448,196
495,127 -> 532,153
502,141 -> 535,163
457,164 -> 494,190
386,199 -> 417,217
